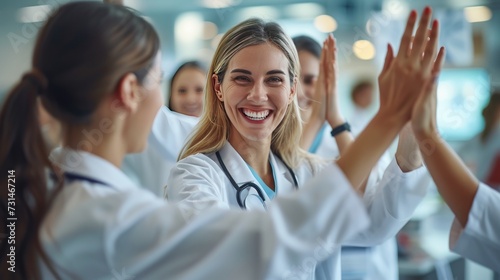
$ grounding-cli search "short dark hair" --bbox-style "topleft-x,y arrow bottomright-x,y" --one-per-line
292,35 -> 321,59
351,80 -> 374,101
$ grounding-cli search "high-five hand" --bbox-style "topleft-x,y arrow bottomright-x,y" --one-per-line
377,7 -> 442,128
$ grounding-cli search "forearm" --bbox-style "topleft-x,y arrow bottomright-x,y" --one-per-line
332,128 -> 354,156
337,113 -> 404,189
418,133 -> 479,226
300,111 -> 325,150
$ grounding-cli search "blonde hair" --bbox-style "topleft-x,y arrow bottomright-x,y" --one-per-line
179,18 -> 311,169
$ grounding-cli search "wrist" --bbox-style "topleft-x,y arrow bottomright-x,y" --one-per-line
327,114 -> 345,128
417,132 -> 443,157
372,111 -> 407,131
330,122 -> 351,137
414,127 -> 440,142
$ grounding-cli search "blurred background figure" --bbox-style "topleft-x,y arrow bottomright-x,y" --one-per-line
459,92 -> 500,190
350,79 -> 376,134
293,35 -> 321,125
167,60 -> 207,117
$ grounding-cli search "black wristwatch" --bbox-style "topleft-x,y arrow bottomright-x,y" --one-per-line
330,122 -> 351,137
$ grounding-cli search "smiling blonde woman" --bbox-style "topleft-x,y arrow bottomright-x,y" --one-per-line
168,13 -> 442,280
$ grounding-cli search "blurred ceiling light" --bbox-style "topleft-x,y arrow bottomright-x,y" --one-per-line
285,3 -> 324,19
16,5 -> 51,23
238,6 -> 279,20
211,33 -> 224,49
383,0 -> 409,20
175,13 -> 203,44
314,15 -> 337,33
202,0 -> 236,9
353,40 -> 375,60
464,6 -> 492,23
203,22 -> 218,40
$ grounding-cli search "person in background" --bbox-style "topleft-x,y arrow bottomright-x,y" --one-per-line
292,35 -> 322,126
167,8 -> 442,279
350,79 -> 376,134
293,35 -> 397,280
167,60 -> 206,117
459,92 -> 500,190
409,46 -> 499,272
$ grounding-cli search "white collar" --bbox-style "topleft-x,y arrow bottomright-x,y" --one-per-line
49,147 -> 138,191
216,142 -> 293,187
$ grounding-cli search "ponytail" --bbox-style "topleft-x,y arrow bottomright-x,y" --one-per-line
0,71 -> 62,279
0,2 -> 161,278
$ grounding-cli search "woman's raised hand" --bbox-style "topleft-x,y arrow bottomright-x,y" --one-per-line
411,46 -> 445,141
323,34 -> 345,127
377,7 -> 443,129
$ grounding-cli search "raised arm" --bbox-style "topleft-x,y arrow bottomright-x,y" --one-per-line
323,34 -> 355,154
409,35 -> 477,226
337,7 -> 442,188
300,37 -> 329,149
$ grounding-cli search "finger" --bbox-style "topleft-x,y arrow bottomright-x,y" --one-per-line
326,36 -> 336,91
329,35 -> 337,76
331,36 -> 337,65
318,43 -> 327,80
410,6 -> 433,61
327,36 -> 335,69
382,44 -> 394,73
322,41 -> 329,73
397,10 -> 418,59
422,20 -> 439,69
431,46 -> 446,76
419,29 -> 432,59
326,35 -> 332,62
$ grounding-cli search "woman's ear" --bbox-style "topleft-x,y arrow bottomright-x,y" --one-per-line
114,73 -> 140,113
212,74 -> 223,101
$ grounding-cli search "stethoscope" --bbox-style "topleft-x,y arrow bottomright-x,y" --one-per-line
216,151 -> 299,209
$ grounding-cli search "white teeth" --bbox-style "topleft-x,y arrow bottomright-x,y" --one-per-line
242,109 -> 270,120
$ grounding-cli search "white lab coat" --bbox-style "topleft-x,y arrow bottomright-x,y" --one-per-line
40,147 -> 371,279
449,183 -> 500,272
122,106 -> 198,196
167,142 -> 430,280
311,123 -> 399,280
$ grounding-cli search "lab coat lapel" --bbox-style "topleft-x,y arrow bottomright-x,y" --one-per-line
219,143 -> 259,186
269,153 -> 297,194
218,143 -> 272,202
